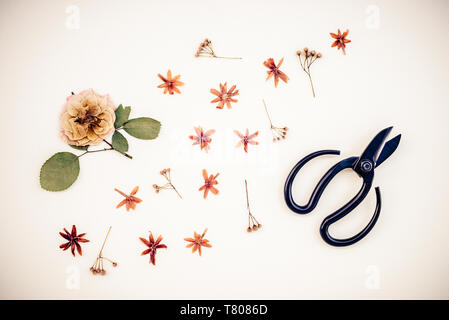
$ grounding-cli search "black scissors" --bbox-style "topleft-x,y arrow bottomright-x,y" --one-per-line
284,127 -> 401,247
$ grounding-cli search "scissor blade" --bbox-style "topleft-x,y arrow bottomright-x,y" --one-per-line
359,126 -> 393,161
375,134 -> 401,168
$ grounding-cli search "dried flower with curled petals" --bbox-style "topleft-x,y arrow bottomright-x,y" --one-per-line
59,225 -> 89,257
199,169 -> 219,199
114,186 -> 142,211
60,89 -> 116,146
234,129 -> 259,153
330,29 -> 351,55
263,58 -> 289,87
210,82 -> 239,109
189,126 -> 215,152
157,70 -> 184,95
139,231 -> 167,265
184,228 -> 212,256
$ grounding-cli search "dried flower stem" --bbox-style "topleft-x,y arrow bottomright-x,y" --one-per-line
78,139 -> 133,159
296,48 -> 322,98
262,99 -> 288,142
195,39 -> 241,60
153,168 -> 182,199
90,226 -> 117,275
245,180 -> 261,232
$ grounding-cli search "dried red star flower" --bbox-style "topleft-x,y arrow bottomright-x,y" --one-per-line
184,228 -> 212,256
115,186 -> 142,211
199,169 -> 219,199
189,126 -> 215,152
330,29 -> 351,55
139,231 -> 167,265
210,82 -> 239,109
59,225 -> 89,257
234,129 -> 259,153
157,70 -> 184,95
263,57 -> 289,87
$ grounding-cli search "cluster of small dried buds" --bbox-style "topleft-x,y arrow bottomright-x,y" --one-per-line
153,168 -> 182,199
296,47 -> 322,98
271,126 -> 288,142
262,99 -> 288,142
90,227 -> 117,276
194,38 -> 241,60
244,180 -> 262,232
247,213 -> 262,232
90,257 -> 117,275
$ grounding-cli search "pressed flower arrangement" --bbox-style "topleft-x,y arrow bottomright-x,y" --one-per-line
40,90 -> 161,192
51,29 -> 355,272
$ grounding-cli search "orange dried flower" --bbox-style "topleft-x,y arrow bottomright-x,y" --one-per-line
330,29 -> 351,55
199,169 -> 219,199
114,186 -> 142,211
189,126 -> 215,152
263,57 -> 289,87
59,225 -> 89,257
210,82 -> 239,109
157,70 -> 184,95
234,129 -> 259,153
184,228 -> 212,256
139,231 -> 167,265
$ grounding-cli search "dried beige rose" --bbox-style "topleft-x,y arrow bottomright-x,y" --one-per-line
60,89 -> 116,146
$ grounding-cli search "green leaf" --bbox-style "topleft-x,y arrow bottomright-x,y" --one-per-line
40,152 -> 80,191
123,117 -> 161,140
69,144 -> 89,151
114,104 -> 131,128
112,130 -> 129,153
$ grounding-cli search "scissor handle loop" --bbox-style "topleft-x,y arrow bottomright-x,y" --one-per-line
284,150 -> 382,247
320,187 -> 381,247
284,150 -> 358,214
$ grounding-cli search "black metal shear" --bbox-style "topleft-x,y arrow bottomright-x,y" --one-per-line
284,127 -> 401,247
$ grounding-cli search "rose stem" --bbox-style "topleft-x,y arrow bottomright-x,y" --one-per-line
77,141 -> 133,159
78,148 -> 113,158
103,140 -> 133,159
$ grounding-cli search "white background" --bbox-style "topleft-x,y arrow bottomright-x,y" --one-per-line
0,0 -> 448,299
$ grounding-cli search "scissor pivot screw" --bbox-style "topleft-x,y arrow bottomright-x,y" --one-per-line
361,160 -> 373,172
